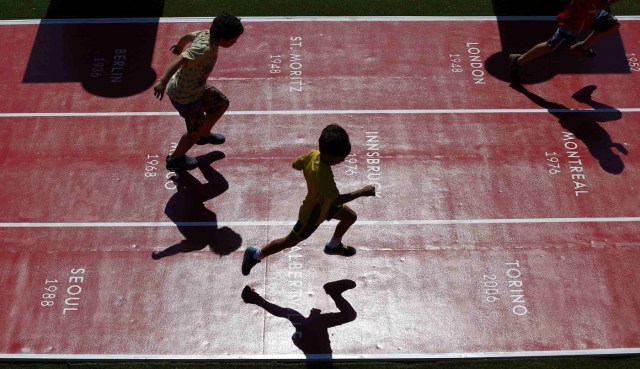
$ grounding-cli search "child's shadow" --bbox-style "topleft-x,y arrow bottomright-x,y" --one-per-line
153,151 -> 242,259
242,280 -> 358,368
512,84 -> 628,174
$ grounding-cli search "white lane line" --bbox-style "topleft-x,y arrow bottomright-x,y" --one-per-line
1,347 -> 639,360
1,217 -> 640,228
1,108 -> 639,118
2,16 -> 640,25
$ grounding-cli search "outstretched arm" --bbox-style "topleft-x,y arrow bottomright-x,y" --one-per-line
334,185 -> 376,206
153,54 -> 187,100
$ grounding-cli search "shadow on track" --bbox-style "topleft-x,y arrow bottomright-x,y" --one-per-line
511,84 -> 627,174
485,0 -> 629,84
23,0 -> 165,97
242,280 -> 358,368
153,151 -> 242,259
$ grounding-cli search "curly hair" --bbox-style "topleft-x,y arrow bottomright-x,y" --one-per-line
210,11 -> 244,41
319,124 -> 351,157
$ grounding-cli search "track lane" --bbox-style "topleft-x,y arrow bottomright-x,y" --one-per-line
0,19 -> 639,114
1,17 -> 639,358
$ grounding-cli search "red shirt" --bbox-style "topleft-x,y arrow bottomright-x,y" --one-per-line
557,0 -> 611,33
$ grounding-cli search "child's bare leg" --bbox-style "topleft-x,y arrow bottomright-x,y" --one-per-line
261,231 -> 304,258
171,109 -> 203,158
243,231 -> 302,276
200,102 -> 229,138
171,131 -> 199,158
330,206 -> 357,241
574,22 -> 620,50
324,206 -> 358,256
517,42 -> 554,66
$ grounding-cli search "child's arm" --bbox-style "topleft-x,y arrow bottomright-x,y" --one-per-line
333,185 -> 376,205
153,55 -> 187,100
170,33 -> 196,55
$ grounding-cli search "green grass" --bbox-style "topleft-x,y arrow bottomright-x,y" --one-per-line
0,1 -> 638,369
0,0 -> 498,19
0,0 -> 639,19
162,0 -> 491,17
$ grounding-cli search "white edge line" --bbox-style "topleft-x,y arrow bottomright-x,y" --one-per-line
1,217 -> 640,228
0,112 -> 179,117
2,108 -> 640,118
1,347 -> 639,360
1,16 -> 640,25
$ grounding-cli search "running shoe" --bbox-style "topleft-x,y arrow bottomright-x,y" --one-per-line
165,155 -> 198,171
509,54 -> 522,85
242,247 -> 260,276
324,243 -> 356,257
196,133 -> 226,145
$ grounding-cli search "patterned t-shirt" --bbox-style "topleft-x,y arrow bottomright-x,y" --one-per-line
166,30 -> 219,104
293,150 -> 340,225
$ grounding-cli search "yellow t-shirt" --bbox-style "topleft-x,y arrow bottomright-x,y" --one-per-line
293,150 -> 340,225
166,30 -> 219,104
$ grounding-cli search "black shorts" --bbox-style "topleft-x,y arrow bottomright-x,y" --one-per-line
292,204 -> 343,240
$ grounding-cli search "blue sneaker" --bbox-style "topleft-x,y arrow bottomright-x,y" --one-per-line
242,247 -> 260,276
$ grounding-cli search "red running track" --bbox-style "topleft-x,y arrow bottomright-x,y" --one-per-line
0,17 -> 639,359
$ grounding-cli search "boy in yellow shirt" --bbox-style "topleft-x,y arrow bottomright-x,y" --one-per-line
242,124 -> 376,276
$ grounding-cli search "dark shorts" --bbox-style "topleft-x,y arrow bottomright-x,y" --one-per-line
170,86 -> 229,133
292,204 -> 343,240
547,10 -> 618,49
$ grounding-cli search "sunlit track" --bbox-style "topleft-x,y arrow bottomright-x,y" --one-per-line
1,16 -> 639,359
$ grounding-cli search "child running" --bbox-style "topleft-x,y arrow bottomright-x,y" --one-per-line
153,12 -> 244,171
242,124 -> 376,276
509,0 -> 621,84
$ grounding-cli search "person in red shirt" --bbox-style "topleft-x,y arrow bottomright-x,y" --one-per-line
509,0 -> 621,84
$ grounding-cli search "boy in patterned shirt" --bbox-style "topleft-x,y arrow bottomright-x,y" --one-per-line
242,124 -> 377,276
509,0 -> 621,84
154,12 -> 244,170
